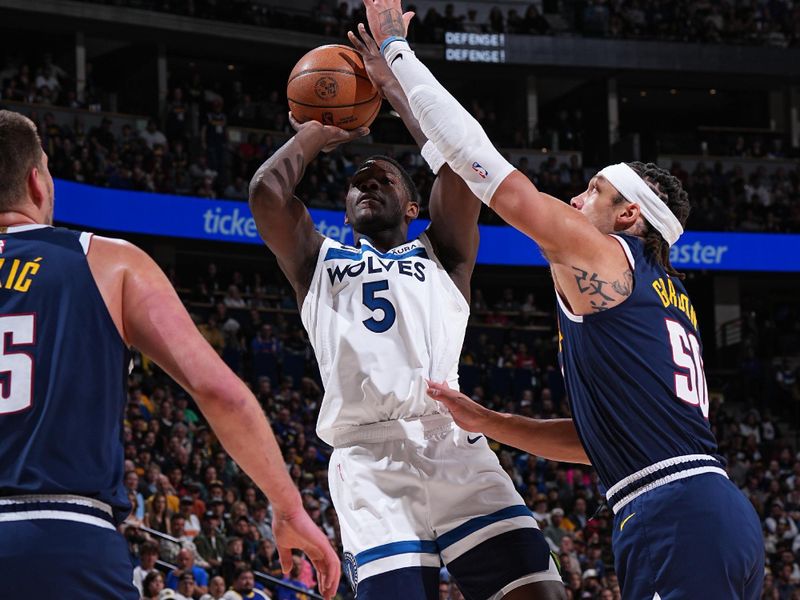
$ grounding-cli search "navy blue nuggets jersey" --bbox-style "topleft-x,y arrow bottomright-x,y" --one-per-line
0,225 -> 131,523
556,234 -> 720,493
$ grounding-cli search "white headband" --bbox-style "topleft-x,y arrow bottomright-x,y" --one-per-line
599,163 -> 684,246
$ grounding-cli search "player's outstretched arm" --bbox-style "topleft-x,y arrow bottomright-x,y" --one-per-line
87,237 -> 340,599
349,22 -> 480,300
362,0 -> 620,271
427,381 -> 591,465
248,118 -> 368,303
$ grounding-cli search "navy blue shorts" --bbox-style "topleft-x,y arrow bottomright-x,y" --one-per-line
0,518 -> 138,598
612,473 -> 764,600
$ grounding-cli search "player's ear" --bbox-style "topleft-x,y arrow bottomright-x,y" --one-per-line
406,201 -> 420,220
616,202 -> 640,229
27,163 -> 47,210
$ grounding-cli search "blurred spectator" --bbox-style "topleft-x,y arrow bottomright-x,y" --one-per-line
232,568 -> 270,599
140,118 -> 168,150
142,571 -> 166,600
145,491 -> 173,534
166,87 -> 189,143
202,98 -> 228,179
195,511 -> 225,572
199,314 -> 226,355
199,576 -> 228,600
125,469 -> 146,520
224,176 -> 249,200
175,571 -> 200,600
523,5 -> 551,35
224,285 -> 247,309
180,495 -> 203,538
275,551 -> 311,600
133,542 -> 161,595
222,537 -> 249,584
543,507 -> 570,548
253,538 -> 282,577
166,548 -> 210,594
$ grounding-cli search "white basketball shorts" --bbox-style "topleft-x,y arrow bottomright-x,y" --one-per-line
329,414 -> 561,599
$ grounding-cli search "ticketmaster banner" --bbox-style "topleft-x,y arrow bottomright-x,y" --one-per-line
53,179 -> 800,272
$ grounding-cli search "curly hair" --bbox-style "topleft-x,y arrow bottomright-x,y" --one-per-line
622,161 -> 691,279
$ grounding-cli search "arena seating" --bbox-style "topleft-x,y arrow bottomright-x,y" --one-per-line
118,262 -> 800,599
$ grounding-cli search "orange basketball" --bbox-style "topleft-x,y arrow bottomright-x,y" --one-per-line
287,44 -> 381,131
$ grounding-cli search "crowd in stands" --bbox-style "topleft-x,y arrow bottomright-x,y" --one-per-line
671,160 -> 800,233
113,260 -> 800,600
0,53 -> 103,111
4,64 -> 800,233
18,106 -> 800,232
2,45 -> 800,234
76,0 -> 800,47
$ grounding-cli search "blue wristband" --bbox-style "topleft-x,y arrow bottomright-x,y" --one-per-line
380,36 -> 407,55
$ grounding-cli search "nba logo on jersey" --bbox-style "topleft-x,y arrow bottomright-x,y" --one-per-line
0,240 -> 6,253
471,162 -> 488,179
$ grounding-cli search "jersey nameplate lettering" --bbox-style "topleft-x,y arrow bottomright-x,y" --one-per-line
0,257 -> 43,293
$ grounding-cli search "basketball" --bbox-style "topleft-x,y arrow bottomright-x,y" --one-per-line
287,44 -> 381,131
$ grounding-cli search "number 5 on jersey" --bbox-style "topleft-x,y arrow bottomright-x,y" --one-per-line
362,280 -> 396,333
0,314 -> 36,415
666,319 -> 709,419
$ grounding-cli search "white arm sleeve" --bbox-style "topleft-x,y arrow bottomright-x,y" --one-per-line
421,141 -> 445,174
384,39 -> 515,205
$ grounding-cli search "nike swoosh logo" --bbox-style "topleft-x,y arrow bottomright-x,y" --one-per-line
620,512 -> 636,531
391,54 -> 404,66
467,435 -> 483,444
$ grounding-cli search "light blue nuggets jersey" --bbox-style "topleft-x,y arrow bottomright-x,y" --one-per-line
0,225 -> 131,522
556,234 -> 720,490
301,233 -> 469,447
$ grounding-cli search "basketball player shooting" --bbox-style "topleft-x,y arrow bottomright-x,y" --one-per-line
248,28 -> 566,600
360,0 -> 766,598
0,111 -> 339,599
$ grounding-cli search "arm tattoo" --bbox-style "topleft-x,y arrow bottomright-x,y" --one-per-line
611,270 -> 634,297
379,9 -> 405,37
571,267 -> 633,312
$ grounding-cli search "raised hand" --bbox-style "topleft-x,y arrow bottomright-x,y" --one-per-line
362,0 -> 412,46
348,22 -> 410,96
288,112 -> 369,153
272,506 -> 341,600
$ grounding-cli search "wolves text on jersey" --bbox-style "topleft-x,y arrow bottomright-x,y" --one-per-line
327,255 -> 427,285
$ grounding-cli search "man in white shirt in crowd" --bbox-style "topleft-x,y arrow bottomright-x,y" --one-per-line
133,541 -> 160,595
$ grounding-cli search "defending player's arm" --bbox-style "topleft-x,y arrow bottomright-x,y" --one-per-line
248,120 -> 368,303
427,381 -> 590,465
349,22 -> 480,299
87,237 -> 340,600
363,0 -> 630,310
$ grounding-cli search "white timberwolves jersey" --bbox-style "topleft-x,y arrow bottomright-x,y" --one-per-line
301,232 -> 469,447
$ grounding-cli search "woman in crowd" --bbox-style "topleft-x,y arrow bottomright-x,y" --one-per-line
144,492 -> 172,534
